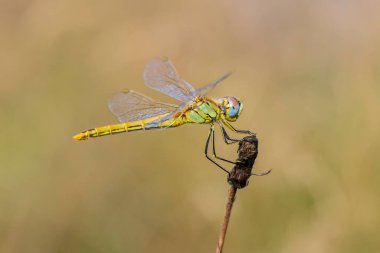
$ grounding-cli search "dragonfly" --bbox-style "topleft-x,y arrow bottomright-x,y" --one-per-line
73,57 -> 254,172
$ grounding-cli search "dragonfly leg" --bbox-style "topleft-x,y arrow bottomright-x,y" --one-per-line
218,120 -> 256,145
205,126 -> 230,174
206,126 -> 236,164
211,126 -> 236,164
222,120 -> 256,136
229,124 -> 255,136
220,125 -> 240,144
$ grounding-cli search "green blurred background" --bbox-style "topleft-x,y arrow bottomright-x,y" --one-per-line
1,1 -> 380,252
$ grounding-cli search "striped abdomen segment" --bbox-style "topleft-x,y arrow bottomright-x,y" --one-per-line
73,115 -> 179,141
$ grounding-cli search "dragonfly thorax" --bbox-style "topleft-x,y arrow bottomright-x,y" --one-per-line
218,96 -> 243,122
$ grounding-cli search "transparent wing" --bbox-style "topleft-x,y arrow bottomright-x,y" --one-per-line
194,72 -> 231,97
108,90 -> 178,122
143,57 -> 196,102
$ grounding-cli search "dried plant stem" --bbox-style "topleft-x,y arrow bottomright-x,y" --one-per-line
215,135 -> 263,253
216,186 -> 237,253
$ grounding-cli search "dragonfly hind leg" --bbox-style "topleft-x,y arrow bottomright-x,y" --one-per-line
211,126 -> 236,165
205,126 -> 235,174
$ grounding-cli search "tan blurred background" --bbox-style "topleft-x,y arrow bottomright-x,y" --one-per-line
1,1 -> 380,252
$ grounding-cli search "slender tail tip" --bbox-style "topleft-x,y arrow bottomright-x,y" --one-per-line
72,132 -> 88,141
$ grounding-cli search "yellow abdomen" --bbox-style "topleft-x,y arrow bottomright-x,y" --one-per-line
73,114 -> 176,140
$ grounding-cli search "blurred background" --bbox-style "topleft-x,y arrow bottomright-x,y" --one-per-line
1,0 -> 380,252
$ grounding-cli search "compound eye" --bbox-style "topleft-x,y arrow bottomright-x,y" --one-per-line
228,97 -> 240,117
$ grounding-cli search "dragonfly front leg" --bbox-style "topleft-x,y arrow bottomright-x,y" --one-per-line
205,126 -> 230,174
219,120 -> 256,144
220,125 -> 240,145
228,123 -> 256,136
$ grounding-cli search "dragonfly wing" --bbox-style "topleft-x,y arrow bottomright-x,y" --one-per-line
144,57 -> 196,102
194,72 -> 231,96
108,90 -> 178,122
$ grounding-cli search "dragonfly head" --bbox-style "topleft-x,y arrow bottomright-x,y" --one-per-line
219,96 -> 243,122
